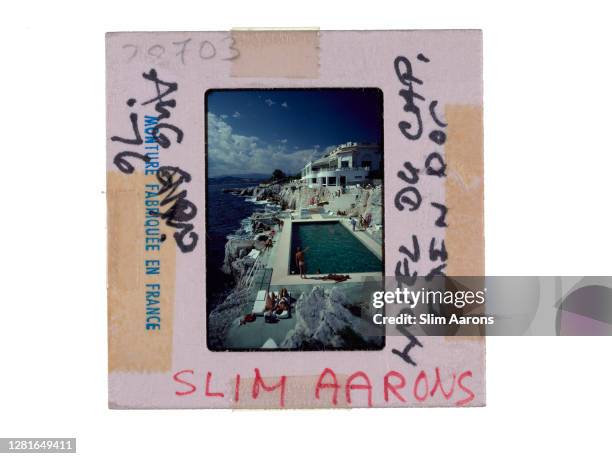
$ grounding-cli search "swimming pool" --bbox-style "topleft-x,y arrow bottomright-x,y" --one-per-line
289,221 -> 382,275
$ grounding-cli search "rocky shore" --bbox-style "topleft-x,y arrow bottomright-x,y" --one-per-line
221,182 -> 382,285
208,181 -> 384,348
282,286 -> 383,350
278,183 -> 383,238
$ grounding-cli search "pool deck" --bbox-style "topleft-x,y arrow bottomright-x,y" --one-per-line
224,213 -> 384,350
269,216 -> 383,287
226,312 -> 297,349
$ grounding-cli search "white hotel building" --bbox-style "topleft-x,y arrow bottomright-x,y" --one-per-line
300,142 -> 382,188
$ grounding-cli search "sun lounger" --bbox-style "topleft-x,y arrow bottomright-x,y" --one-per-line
252,290 -> 268,316
252,300 -> 266,315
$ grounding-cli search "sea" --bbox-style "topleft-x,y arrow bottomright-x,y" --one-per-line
206,176 -> 262,312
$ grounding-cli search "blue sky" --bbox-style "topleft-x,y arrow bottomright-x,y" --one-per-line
206,89 -> 382,177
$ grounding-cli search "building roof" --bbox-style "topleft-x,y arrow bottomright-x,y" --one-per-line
305,142 -> 380,171
311,157 -> 331,167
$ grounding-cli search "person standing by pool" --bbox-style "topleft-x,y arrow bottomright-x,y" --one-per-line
295,246 -> 307,279
350,217 -> 356,231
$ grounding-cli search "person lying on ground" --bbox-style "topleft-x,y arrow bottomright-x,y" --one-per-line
312,273 -> 351,283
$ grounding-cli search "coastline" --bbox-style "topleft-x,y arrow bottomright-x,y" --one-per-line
207,179 -> 384,350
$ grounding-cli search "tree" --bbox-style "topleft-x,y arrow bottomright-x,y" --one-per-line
271,169 -> 286,181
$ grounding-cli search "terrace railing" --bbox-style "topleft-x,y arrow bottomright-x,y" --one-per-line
335,166 -> 371,172
239,255 -> 263,290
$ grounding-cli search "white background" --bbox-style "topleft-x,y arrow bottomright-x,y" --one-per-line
1,1 -> 610,457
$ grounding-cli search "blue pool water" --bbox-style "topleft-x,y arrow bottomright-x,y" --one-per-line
290,221 -> 382,275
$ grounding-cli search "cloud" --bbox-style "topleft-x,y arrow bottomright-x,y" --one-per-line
207,113 -> 332,177
232,111 -> 241,118
280,139 -> 288,144
281,101 -> 288,108
220,114 -> 228,119
264,98 -> 275,107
